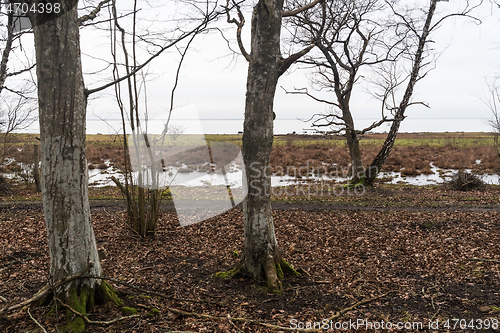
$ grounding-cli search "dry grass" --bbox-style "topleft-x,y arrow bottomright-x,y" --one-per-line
271,143 -> 499,176
1,133 -> 499,178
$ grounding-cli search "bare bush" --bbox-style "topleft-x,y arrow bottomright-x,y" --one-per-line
446,170 -> 484,191
0,174 -> 11,195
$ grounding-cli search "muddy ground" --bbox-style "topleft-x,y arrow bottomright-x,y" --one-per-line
1,185 -> 499,332
2,133 -> 499,178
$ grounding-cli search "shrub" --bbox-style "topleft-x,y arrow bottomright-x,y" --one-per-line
446,170 -> 484,191
0,175 -> 12,195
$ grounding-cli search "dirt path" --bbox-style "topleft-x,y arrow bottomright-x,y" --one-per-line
1,199 -> 499,213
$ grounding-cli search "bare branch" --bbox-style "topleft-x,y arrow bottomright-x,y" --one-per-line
282,0 -> 325,17
358,117 -> 393,135
223,0 -> 250,62
281,86 -> 341,108
78,0 -> 112,26
278,44 -> 314,76
0,10 -> 14,95
430,0 -> 483,32
5,63 -> 36,77
0,263 -> 93,316
85,6 -> 218,96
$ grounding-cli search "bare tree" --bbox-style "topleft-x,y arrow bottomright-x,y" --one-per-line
285,0 -> 482,185
0,4 -> 37,160
103,0 -> 218,237
365,0 -> 482,185
285,0 -> 404,184
220,0 -> 322,292
30,1 -> 118,330
168,123 -> 186,143
483,76 -> 500,160
485,77 -> 500,132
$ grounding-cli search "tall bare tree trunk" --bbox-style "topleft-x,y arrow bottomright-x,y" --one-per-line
218,0 -> 316,293
240,0 -> 301,293
33,2 -> 114,331
366,0 -> 437,186
0,10 -> 14,95
343,109 -> 364,184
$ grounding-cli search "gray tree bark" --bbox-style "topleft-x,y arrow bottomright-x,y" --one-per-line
32,1 -> 111,329
0,9 -> 13,95
240,0 -> 315,292
241,0 -> 284,292
32,144 -> 41,192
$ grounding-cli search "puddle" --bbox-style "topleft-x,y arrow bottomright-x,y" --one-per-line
86,162 -> 500,188
379,163 -> 500,186
3,160 -> 499,188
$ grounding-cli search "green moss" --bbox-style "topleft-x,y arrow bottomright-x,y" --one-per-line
63,284 -> 89,333
214,263 -> 243,279
64,318 -> 85,333
96,280 -> 123,306
275,261 -> 284,280
47,303 -> 57,316
279,258 -> 301,276
345,176 -> 365,189
138,294 -> 152,299
233,250 -> 239,258
147,308 -> 160,316
122,307 -> 138,315
271,287 -> 283,296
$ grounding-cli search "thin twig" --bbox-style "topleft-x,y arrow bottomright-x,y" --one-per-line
469,258 -> 500,264
166,292 -> 391,332
0,263 -> 93,316
55,298 -> 139,326
227,314 -> 244,333
0,257 -> 33,271
27,307 -> 48,333
326,292 -> 392,322
82,274 -> 222,305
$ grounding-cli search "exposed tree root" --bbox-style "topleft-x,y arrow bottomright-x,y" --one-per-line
0,263 -> 93,317
0,263 -> 126,332
82,274 -> 222,306
213,260 -> 245,280
56,298 -> 139,326
263,256 -> 281,293
215,257 -> 300,294
63,278 -> 122,332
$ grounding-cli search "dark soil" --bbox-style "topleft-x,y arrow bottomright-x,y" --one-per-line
1,186 -> 500,332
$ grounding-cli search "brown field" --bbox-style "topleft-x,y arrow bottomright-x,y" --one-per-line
1,132 -> 499,178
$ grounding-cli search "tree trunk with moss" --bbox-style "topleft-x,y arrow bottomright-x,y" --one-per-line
32,1 -> 114,331
240,0 -> 300,293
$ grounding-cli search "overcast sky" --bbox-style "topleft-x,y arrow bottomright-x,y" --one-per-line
6,0 -> 500,135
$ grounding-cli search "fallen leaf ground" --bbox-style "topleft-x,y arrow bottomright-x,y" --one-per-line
1,185 -> 500,332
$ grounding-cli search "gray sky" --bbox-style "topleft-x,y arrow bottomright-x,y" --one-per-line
6,0 -> 500,134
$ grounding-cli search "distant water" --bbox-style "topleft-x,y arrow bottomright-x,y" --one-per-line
21,117 -> 491,135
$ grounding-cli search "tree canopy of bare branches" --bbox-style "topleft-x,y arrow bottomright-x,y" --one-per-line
284,0 -> 483,185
